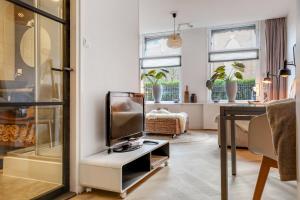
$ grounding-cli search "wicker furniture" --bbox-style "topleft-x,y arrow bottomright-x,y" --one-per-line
0,107 -> 35,146
145,116 -> 188,137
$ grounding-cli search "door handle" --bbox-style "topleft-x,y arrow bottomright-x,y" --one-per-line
51,67 -> 74,72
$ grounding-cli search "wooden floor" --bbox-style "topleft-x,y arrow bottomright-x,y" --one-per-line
0,172 -> 60,200
73,131 -> 297,200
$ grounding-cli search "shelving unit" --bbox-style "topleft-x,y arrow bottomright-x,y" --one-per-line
80,139 -> 169,198
151,155 -> 169,169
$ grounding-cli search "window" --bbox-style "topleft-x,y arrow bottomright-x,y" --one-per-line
140,35 -> 181,101
209,24 -> 259,101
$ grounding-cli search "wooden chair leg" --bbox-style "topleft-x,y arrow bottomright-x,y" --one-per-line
253,156 -> 278,200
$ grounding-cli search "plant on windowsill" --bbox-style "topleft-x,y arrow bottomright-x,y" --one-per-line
141,69 -> 169,103
206,62 -> 245,102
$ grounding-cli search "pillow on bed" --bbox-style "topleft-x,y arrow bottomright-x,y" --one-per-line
149,109 -> 171,114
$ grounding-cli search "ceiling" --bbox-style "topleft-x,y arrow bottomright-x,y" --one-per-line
139,0 -> 294,34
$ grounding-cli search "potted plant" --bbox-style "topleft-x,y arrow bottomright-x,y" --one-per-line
141,69 -> 169,103
206,62 -> 245,102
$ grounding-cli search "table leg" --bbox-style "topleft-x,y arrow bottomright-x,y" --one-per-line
220,110 -> 228,200
231,118 -> 236,176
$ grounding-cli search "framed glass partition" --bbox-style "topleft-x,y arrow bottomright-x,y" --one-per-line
0,0 -> 70,199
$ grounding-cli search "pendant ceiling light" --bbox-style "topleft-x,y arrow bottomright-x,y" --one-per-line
167,12 -> 182,49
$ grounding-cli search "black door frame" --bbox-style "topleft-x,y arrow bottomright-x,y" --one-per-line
2,0 -> 71,199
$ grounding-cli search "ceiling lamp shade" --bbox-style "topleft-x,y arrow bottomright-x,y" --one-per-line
167,12 -> 182,49
167,33 -> 182,48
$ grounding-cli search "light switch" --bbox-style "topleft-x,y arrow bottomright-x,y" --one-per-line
17,68 -> 23,75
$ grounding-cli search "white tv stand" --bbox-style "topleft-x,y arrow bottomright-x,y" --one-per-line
80,139 -> 169,198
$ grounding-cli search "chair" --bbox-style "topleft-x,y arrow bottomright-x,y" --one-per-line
248,114 -> 278,200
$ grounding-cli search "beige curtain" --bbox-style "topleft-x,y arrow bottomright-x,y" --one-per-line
265,18 -> 287,100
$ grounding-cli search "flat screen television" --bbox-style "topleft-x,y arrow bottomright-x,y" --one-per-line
106,92 -> 144,147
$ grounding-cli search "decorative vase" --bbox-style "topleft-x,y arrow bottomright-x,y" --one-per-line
190,93 -> 197,103
153,85 -> 162,103
184,85 -> 190,103
225,80 -> 237,102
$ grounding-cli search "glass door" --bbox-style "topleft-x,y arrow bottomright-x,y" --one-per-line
0,0 -> 70,199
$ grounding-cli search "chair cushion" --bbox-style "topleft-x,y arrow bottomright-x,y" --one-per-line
235,121 -> 250,133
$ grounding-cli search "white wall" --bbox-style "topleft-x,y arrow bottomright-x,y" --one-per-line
287,0 -> 297,97
70,0 -> 139,193
80,0 -> 139,158
181,28 -> 208,102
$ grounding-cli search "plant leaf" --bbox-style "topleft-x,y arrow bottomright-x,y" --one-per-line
234,71 -> 243,80
148,69 -> 157,76
155,72 -> 167,80
214,65 -> 225,73
210,73 -> 219,81
232,62 -> 245,72
218,72 -> 226,80
141,73 -> 146,80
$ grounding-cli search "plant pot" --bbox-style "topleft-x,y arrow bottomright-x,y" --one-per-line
152,85 -> 162,103
225,80 -> 237,102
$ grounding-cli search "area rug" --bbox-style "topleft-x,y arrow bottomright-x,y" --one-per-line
144,130 -> 217,144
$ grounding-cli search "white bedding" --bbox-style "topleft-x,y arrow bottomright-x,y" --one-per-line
146,109 -> 188,132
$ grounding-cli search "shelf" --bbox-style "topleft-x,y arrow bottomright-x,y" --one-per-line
122,171 -> 148,190
80,140 -> 170,194
151,155 -> 168,169
146,101 -> 206,105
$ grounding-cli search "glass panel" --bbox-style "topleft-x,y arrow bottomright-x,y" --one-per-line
0,2 -> 64,103
141,56 -> 181,68
19,0 -> 64,19
211,25 -> 257,51
144,37 -> 181,57
37,14 -> 64,102
141,67 -> 181,101
0,105 -> 63,199
0,1 -> 66,199
209,50 -> 258,62
210,60 -> 258,101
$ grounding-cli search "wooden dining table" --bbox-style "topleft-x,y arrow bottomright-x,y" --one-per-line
219,104 -> 266,200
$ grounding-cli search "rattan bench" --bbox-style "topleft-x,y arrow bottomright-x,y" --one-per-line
145,116 -> 189,137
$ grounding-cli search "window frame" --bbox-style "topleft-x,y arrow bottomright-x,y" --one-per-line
140,34 -> 182,102
208,23 -> 260,63
140,34 -> 182,69
207,23 -> 261,101
140,55 -> 182,69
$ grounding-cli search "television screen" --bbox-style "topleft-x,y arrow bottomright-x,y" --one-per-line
106,92 -> 144,147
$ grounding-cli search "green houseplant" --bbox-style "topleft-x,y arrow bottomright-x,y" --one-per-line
206,62 -> 245,102
141,69 -> 169,103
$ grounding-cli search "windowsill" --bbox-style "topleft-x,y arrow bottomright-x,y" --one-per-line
145,101 -> 206,105
206,100 -> 257,105
146,100 -> 257,106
